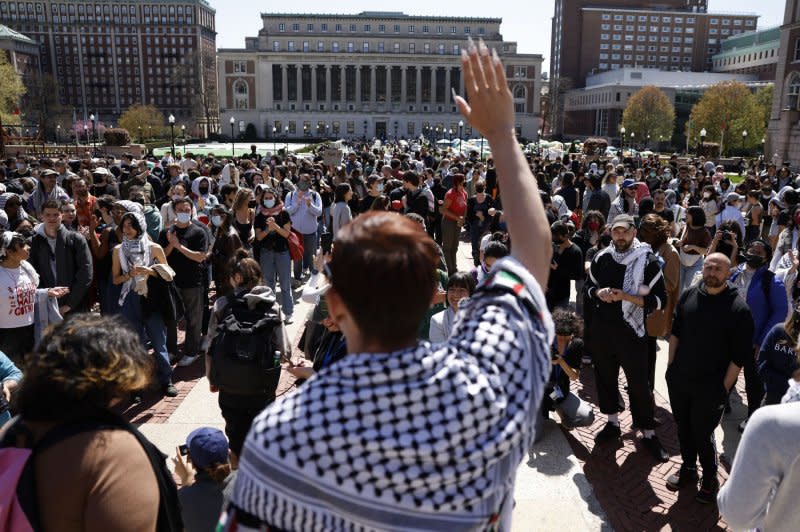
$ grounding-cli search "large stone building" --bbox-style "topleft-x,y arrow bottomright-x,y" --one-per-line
0,23 -> 39,81
562,68 -> 767,147
0,0 -> 218,136
767,1 -> 800,168
712,27 -> 780,81
217,12 -> 542,142
550,0 -> 758,134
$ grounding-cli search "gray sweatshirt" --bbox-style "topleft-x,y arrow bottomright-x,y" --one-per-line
717,402 -> 800,532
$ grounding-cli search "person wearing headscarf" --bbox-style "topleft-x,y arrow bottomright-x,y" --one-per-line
191,175 -> 219,224
27,169 -> 69,219
111,209 -> 177,397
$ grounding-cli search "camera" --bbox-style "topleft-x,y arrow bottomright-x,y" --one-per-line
178,444 -> 189,456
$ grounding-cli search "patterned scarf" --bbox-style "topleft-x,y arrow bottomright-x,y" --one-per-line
118,212 -> 151,305
597,238 -> 652,337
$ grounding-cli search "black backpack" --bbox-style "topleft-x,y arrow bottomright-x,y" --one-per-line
209,291 -> 283,397
0,410 -> 183,532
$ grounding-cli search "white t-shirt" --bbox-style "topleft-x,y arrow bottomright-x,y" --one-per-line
0,262 -> 38,329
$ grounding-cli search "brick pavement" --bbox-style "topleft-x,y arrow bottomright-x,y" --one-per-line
562,365 -> 748,531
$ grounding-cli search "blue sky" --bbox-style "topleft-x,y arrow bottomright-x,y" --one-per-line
210,0 -> 785,74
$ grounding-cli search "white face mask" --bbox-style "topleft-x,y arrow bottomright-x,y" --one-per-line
176,212 -> 191,224
263,199 -> 276,209
211,215 -> 223,227
376,184 -> 385,193
703,193 -> 711,199
172,194 -> 182,202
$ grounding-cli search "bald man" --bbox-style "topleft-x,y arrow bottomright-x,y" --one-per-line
665,252 -> 755,503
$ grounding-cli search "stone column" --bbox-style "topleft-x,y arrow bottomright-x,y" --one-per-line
370,65 -> 377,103
400,66 -> 408,104
296,65 -> 302,102
325,64 -> 332,105
281,64 -> 288,105
355,65 -> 362,103
386,65 -> 392,104
431,66 -> 437,105
415,66 -> 422,105
445,67 -> 451,105
340,65 -> 346,102
311,65 -> 318,105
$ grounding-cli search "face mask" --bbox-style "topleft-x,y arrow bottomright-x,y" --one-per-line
650,172 -> 656,178
744,254 -> 766,269
263,199 -> 276,209
297,181 -> 311,191
703,193 -> 711,199
199,187 -> 209,196
376,184 -> 384,193
586,221 -> 600,232
211,215 -> 223,227
176,212 -> 191,224
172,194 -> 182,202
248,200 -> 257,208
16,163 -> 24,170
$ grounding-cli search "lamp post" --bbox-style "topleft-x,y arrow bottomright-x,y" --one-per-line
56,124 -> 61,145
699,127 -> 707,155
325,124 -> 330,139
272,126 -> 277,153
148,125 -> 152,141
83,124 -> 89,146
761,137 -> 766,157
229,117 -> 236,157
363,120 -> 368,140
138,126 -> 143,144
620,126 -> 626,151
480,134 -> 485,161
459,120 -> 464,153
742,129 -> 748,153
536,127 -> 542,154
168,114 -> 176,156
647,133 -> 651,149
89,114 -> 96,154
284,125 -> 289,152
393,120 -> 398,141
630,131 -> 635,150
181,124 -> 186,152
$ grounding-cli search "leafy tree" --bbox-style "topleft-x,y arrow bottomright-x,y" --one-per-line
622,86 -> 675,148
118,104 -> 167,141
753,85 -> 774,135
687,81 -> 765,155
0,52 -> 25,126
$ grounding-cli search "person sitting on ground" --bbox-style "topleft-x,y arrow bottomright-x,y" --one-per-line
473,240 -> 510,285
173,427 -> 233,532
429,271 -> 477,343
535,310 -> 594,441
222,40 -> 554,531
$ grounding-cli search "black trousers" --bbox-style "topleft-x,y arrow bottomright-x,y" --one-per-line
0,324 -> 34,365
742,346 -> 764,418
591,329 -> 656,430
218,392 -> 274,457
667,373 -> 726,478
647,336 -> 658,392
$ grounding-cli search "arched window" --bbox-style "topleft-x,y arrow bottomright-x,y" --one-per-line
233,79 -> 249,110
513,85 -> 526,99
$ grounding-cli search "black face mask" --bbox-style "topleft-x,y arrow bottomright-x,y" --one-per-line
744,253 -> 766,269
199,188 -> 209,195
248,200 -> 257,209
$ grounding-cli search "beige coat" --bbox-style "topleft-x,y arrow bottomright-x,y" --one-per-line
647,241 -> 680,337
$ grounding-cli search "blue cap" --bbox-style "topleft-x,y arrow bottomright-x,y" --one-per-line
186,427 -> 229,468
622,178 -> 636,189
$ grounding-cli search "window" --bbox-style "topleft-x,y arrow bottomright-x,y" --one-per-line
673,36 -> 681,43
599,63 -> 608,69
746,20 -> 755,27
332,42 -> 339,52
363,42 -> 369,52
625,35 -> 634,41
613,35 -> 622,41
687,17 -> 695,24
709,29 -> 717,35
318,41 -> 324,52
336,24 -> 342,32
422,25 -> 429,33
600,34 -> 609,40
409,43 -> 415,53
364,24 -> 370,32
394,43 -> 400,53
347,42 -> 354,52
639,15 -> 647,22
303,41 -> 309,52
613,24 -> 622,31
409,25 -> 415,33
288,40 -> 295,51
734,19 -> 742,26
722,19 -> 731,26
675,17 -> 683,23
321,23 -> 327,32
636,54 -> 644,61
379,24 -> 385,32
233,61 -> 247,73
626,15 -> 635,22
452,44 -> 460,55
436,25 -> 443,34
307,23 -> 313,31
600,43 -> 609,50
721,29 -> 730,35
451,26 -> 457,34
614,14 -> 623,21
378,42 -> 384,52
651,16 -> 659,22
350,24 -> 356,32
710,18 -> 718,25
478,27 -> 485,35
233,80 -> 248,110
601,24 -> 610,30
438,44 -> 445,54
279,23 -> 285,32
788,75 -> 800,109
638,25 -> 646,32
292,23 -> 299,31
394,24 -> 400,33
424,43 -> 430,53
685,37 -> 694,43
464,26 -> 470,34
637,35 -> 646,42
601,14 -> 610,21
612,44 -> 622,50
794,38 -> 800,61
599,53 -> 609,60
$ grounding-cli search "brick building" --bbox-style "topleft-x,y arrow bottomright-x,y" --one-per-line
217,11 -> 542,141
550,0 -> 758,135
767,0 -> 800,168
0,0 -> 218,136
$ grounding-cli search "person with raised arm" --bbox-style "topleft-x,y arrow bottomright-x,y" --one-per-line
220,38 -> 554,532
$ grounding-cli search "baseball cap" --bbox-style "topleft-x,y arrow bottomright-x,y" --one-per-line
622,179 -> 636,189
726,192 -> 743,203
186,427 -> 229,468
92,167 -> 111,176
610,214 -> 636,230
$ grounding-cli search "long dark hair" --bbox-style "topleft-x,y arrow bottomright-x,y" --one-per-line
213,207 -> 234,240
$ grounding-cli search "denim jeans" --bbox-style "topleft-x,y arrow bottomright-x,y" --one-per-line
469,220 -> 489,267
120,291 -> 172,386
261,249 -> 294,317
680,257 -> 704,295
293,231 -> 319,280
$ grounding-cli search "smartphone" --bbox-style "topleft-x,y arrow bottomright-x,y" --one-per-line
178,444 -> 189,456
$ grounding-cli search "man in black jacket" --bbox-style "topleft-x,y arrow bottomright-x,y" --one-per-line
584,213 -> 669,461
665,253 -> 753,503
29,200 -> 93,314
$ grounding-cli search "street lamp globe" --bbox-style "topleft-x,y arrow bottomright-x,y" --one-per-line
700,128 -> 707,137
230,117 -> 235,126
458,120 -> 464,128
742,130 -> 748,138
620,126 -> 626,135
168,114 -> 175,124
89,114 -> 95,122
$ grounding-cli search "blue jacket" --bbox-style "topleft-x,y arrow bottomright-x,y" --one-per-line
757,324 -> 800,405
730,266 -> 789,347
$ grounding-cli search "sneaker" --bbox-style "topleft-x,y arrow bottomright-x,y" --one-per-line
738,418 -> 748,433
284,314 -> 294,325
594,422 -> 622,444
163,383 -> 179,398
642,435 -> 670,462
176,354 -> 199,367
666,467 -> 699,491
695,477 -> 720,504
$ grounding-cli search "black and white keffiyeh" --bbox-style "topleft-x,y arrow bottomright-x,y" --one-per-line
225,257 -> 553,532
596,238 -> 652,337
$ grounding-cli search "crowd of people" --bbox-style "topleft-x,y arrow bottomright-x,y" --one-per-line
0,41 -> 797,531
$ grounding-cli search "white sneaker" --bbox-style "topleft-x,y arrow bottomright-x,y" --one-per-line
284,314 -> 294,325
176,354 -> 200,367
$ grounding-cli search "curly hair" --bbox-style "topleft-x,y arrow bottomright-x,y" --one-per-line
14,313 -> 153,421
551,309 -> 584,337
